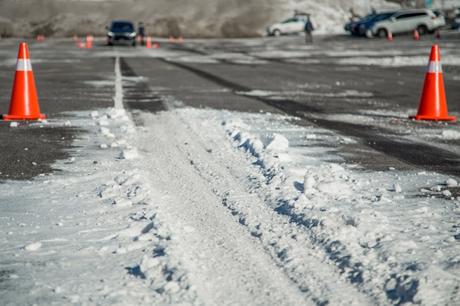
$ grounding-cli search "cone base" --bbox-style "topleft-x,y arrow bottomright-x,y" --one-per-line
2,114 -> 46,121
409,115 -> 456,122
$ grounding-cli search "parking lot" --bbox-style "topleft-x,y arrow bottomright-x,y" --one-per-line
1,32 -> 460,305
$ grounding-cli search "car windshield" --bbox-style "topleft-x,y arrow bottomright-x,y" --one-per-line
360,14 -> 377,22
373,12 -> 395,21
282,18 -> 297,24
111,22 -> 134,32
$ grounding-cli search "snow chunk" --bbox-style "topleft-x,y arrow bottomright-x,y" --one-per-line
9,122 -> 19,128
303,173 -> 316,191
266,134 -> 289,153
445,178 -> 458,187
317,181 -> 352,197
24,242 -> 42,251
119,147 -> 139,160
441,130 -> 460,140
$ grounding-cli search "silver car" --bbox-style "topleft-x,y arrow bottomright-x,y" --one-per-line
367,9 -> 446,38
267,15 -> 308,36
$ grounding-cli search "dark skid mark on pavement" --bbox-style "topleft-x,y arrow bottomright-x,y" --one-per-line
118,57 -> 166,113
164,60 -> 321,113
165,60 -> 460,177
314,119 -> 460,176
0,123 -> 79,181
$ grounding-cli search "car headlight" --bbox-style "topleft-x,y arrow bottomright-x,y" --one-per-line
107,31 -> 114,37
129,32 -> 136,37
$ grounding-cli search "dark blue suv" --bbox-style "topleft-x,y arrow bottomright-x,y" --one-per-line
107,21 -> 137,46
345,12 -> 396,36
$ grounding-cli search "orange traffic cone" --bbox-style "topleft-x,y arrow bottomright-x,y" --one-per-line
413,29 -> 420,40
410,45 -> 456,121
2,43 -> 45,121
387,31 -> 393,41
146,36 -> 152,48
85,35 -> 93,49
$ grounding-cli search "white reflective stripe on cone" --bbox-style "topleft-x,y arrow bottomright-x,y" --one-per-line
427,61 -> 442,73
16,59 -> 33,71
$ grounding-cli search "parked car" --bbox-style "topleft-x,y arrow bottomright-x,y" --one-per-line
345,14 -> 374,35
366,9 -> 445,38
345,12 -> 396,36
452,13 -> 460,30
267,15 -> 308,36
107,20 -> 137,46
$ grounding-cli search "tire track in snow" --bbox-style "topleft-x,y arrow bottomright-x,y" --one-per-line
133,109 -> 374,305
133,112 -> 314,306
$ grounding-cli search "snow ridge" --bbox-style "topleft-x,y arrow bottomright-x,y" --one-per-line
91,108 -> 198,304
220,111 -> 460,305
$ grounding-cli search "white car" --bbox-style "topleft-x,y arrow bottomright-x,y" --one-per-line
366,9 -> 446,38
267,16 -> 308,36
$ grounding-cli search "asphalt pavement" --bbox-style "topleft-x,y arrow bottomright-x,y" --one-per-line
0,33 -> 459,180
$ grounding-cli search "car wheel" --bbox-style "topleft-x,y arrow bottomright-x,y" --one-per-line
273,29 -> 281,37
377,28 -> 387,39
417,25 -> 428,35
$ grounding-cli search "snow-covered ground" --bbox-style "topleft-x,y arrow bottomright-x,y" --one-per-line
1,51 -> 459,305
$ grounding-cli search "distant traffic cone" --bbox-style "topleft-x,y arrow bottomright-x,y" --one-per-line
85,35 -> 93,49
387,31 -> 393,41
413,29 -> 420,40
168,36 -> 174,43
153,42 -> 160,49
177,36 -> 184,43
410,45 -> 456,121
146,36 -> 152,48
2,43 -> 46,121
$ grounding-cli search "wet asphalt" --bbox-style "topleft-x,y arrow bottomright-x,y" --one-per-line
0,33 -> 459,181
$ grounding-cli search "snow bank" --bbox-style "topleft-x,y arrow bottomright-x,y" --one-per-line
0,108 -> 197,305
216,109 -> 460,305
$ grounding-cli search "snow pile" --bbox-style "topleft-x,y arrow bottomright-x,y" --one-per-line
88,109 -> 196,302
0,108 -> 197,305
218,110 -> 460,305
